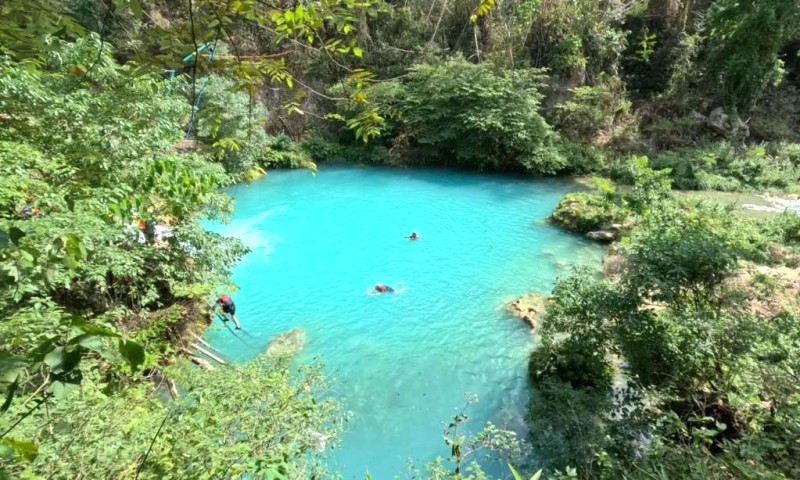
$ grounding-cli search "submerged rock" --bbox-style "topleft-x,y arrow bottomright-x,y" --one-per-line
506,293 -> 548,329
266,328 -> 306,357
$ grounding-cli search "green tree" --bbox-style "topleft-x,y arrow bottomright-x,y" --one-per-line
705,0 -> 800,112
396,57 -> 565,173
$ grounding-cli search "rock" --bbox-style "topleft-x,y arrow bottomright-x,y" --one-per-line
506,293 -> 548,329
707,107 -> 749,139
309,431 -> 330,452
768,244 -> 787,263
177,139 -> 198,152
586,230 -> 616,242
603,254 -> 627,278
266,328 -> 306,357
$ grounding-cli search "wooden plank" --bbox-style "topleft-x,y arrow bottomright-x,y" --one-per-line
193,343 -> 228,365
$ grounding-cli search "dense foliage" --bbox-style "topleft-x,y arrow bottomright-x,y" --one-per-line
531,185 -> 800,478
5,356 -> 343,479
393,59 -> 564,173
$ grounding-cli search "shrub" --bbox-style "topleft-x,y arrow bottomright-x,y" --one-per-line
556,141 -> 607,174
529,341 -> 613,391
650,142 -> 800,192
552,75 -> 632,144
262,134 -> 315,169
395,58 -> 566,174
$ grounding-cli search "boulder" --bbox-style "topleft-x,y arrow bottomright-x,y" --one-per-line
266,328 -> 306,357
506,293 -> 548,329
708,107 -> 749,139
768,244 -> 787,263
586,230 -> 617,242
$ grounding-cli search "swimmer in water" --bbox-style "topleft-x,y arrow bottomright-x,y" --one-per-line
374,284 -> 395,294
408,232 -> 418,240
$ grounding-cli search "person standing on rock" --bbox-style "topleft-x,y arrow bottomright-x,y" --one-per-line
216,294 -> 241,329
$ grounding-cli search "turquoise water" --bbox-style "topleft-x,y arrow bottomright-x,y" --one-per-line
204,165 -> 602,479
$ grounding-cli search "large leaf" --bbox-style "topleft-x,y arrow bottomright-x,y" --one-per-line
0,354 -> 28,384
43,347 -> 81,374
69,333 -> 106,351
48,379 -> 80,401
8,226 -> 25,245
119,340 -> 145,371
1,377 -> 19,413
509,464 -> 542,480
0,438 -> 39,462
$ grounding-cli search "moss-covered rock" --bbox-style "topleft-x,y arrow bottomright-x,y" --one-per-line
550,192 -> 625,234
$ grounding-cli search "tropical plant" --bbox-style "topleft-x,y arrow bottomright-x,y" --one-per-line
395,58 -> 565,173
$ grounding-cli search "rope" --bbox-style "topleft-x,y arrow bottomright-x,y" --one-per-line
160,40 -> 216,141
184,40 -> 218,141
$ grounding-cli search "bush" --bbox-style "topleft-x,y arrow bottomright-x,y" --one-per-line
556,141 -> 607,174
4,357 -> 343,479
395,58 -> 566,174
749,84 -> 800,141
763,211 -> 800,245
552,75 -> 632,144
650,142 -> 800,192
301,132 -> 391,165
529,341 -> 613,391
262,134 -> 315,169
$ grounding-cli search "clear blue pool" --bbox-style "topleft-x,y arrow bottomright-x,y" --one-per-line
204,165 -> 603,478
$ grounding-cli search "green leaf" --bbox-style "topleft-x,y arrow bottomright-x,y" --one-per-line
0,438 -> 38,462
48,379 -> 79,400
69,333 -> 105,351
353,47 -> 363,58
119,340 -> 145,371
2,377 -> 19,413
0,354 -> 28,384
8,226 -> 25,245
43,347 -> 81,374
129,0 -> 143,18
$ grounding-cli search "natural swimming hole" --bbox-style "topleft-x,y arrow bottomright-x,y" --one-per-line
204,165 -> 603,478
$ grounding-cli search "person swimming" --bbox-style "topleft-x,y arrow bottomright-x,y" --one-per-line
408,232 -> 418,240
374,284 -> 395,294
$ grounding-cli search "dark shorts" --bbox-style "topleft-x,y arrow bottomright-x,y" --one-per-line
222,302 -> 236,315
